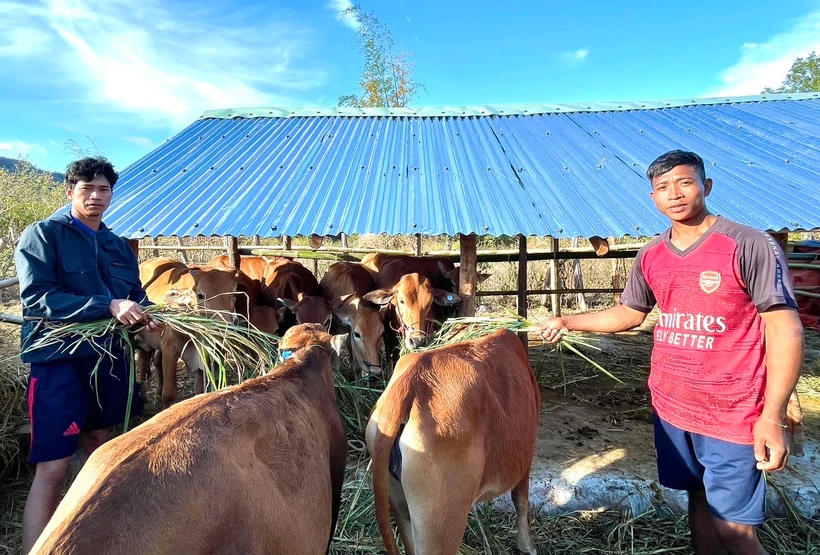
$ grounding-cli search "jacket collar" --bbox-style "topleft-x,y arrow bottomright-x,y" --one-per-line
51,211 -> 110,234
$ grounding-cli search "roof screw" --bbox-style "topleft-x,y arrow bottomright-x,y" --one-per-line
563,166 -> 568,170
444,166 -> 449,171
784,159 -> 790,163
309,165 -> 313,170
327,223 -> 333,229
518,167 -> 524,172
138,227 -> 144,233
239,166 -> 244,170
411,222 -> 417,228
711,161 -> 717,166
360,165 -> 365,169
791,221 -> 799,226
483,225 -> 489,231
279,165 -> 284,169
182,168 -> 187,172
271,225 -> 278,231
557,228 -> 563,233
246,134 -> 250,138
632,162 -> 637,166
392,165 -> 396,170
413,167 -> 418,171
487,167 -> 491,171
210,166 -> 215,170
193,223 -> 199,228
633,225 -> 640,231
152,169 -> 157,173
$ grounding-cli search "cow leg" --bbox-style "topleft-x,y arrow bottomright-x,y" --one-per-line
389,475 -> 416,555
510,471 -> 537,555
402,458 -> 476,555
160,333 -> 183,408
135,349 -> 150,400
787,388 -> 805,457
152,349 -> 163,400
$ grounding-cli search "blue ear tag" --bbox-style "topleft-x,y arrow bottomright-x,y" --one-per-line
281,350 -> 293,360
447,294 -> 454,301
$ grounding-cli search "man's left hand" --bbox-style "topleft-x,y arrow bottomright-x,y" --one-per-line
753,416 -> 789,472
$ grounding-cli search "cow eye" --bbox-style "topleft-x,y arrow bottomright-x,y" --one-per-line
398,299 -> 405,305
196,293 -> 206,301
353,331 -> 361,339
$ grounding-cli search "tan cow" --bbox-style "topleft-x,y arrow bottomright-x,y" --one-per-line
363,259 -> 461,362
141,264 -> 251,407
138,257 -> 187,289
208,254 -> 279,281
31,324 -> 349,555
320,262 -> 384,378
367,329 -> 540,555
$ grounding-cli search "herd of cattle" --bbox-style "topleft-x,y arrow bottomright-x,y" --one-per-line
32,253 -> 547,555
134,253 -> 468,407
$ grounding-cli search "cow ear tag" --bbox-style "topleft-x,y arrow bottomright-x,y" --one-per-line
281,350 -> 294,360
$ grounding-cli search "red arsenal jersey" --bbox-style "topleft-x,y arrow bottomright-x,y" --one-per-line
620,217 -> 798,444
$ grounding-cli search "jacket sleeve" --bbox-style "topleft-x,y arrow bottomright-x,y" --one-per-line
14,223 -> 114,322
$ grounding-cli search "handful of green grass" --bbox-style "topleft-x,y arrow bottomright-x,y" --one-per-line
407,315 -> 623,384
22,305 -> 281,430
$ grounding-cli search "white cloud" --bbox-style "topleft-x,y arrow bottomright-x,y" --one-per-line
0,141 -> 47,155
0,0 -> 327,130
329,0 -> 361,31
705,8 -> 820,97
559,48 -> 589,68
124,136 -> 154,148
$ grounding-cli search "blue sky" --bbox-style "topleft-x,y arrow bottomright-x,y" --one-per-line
1,0 -> 819,173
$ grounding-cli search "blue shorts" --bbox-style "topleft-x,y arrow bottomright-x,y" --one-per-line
654,413 -> 766,525
26,354 -> 144,463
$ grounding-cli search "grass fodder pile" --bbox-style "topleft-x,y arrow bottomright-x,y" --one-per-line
0,320 -> 26,477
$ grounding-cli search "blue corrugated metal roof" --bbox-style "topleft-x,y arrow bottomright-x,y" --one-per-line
102,93 -> 820,239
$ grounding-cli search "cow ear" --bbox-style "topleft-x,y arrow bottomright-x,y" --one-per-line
333,303 -> 355,326
362,288 -> 394,306
438,261 -> 458,281
433,289 -> 461,306
477,272 -> 492,284
330,333 -> 348,357
279,297 -> 298,312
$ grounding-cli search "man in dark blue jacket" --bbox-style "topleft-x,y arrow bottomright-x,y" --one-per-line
15,157 -> 159,552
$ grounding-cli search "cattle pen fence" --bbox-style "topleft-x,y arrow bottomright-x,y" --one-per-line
1,232 -> 818,329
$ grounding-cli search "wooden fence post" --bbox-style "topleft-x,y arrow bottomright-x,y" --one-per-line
571,237 -> 587,311
549,236 -> 561,316
175,236 -> 189,263
225,235 -> 240,269
282,235 -> 292,250
517,235 -> 528,347
458,233 -> 477,317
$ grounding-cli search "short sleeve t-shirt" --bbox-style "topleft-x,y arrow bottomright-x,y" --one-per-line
619,217 -> 797,444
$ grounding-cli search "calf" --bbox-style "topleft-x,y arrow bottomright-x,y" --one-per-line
367,329 -> 540,555
320,262 -> 384,379
31,324 -> 349,555
142,264 -> 250,407
263,259 -> 332,334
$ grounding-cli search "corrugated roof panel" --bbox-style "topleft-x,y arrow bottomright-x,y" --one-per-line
101,94 -> 820,239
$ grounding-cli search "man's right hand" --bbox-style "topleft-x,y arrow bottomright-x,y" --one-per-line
109,299 -> 158,329
539,317 -> 568,343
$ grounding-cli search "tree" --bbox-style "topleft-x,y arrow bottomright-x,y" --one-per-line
338,5 -> 424,108
763,51 -> 820,94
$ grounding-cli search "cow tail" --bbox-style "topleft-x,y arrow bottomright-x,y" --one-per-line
371,384 -> 414,555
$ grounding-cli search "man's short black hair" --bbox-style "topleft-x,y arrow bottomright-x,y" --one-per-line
65,157 -> 119,189
646,150 -> 706,182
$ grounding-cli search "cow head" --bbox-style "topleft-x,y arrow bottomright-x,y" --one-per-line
438,261 -> 492,291
363,272 -> 461,351
279,293 -> 333,330
278,323 -> 348,373
334,297 -> 384,378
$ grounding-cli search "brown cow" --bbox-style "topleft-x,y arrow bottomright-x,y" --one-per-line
138,257 -> 187,289
31,324 -> 349,555
208,254 -> 279,282
363,259 -> 461,361
142,264 -> 250,407
366,329 -> 540,555
360,253 -> 490,294
263,259 -> 332,334
320,262 -> 384,378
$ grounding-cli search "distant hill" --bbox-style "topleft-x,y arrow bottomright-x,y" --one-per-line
0,156 -> 65,182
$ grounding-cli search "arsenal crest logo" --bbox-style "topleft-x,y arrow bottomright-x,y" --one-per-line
699,271 -> 721,294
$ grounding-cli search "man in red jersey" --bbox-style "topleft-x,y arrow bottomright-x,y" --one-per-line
540,150 -> 803,555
